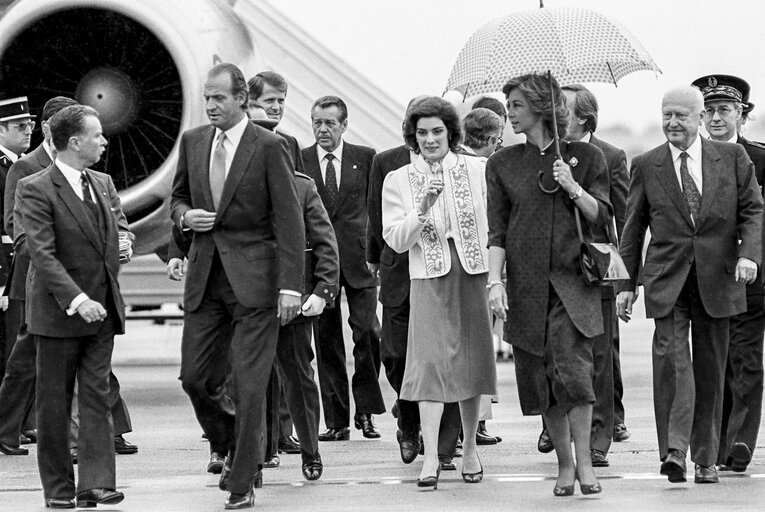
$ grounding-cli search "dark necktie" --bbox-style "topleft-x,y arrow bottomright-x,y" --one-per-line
679,151 -> 701,223
80,171 -> 100,232
210,133 -> 227,210
324,153 -> 338,211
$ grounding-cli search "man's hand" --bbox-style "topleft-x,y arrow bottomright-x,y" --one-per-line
183,209 -> 216,232
301,294 -> 326,317
367,262 -> 380,279
735,257 -> 758,284
488,283 -> 508,321
277,293 -> 302,326
76,299 -> 107,323
616,291 -> 637,323
167,257 -> 185,281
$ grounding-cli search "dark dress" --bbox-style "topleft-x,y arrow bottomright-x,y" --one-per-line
486,140 -> 612,414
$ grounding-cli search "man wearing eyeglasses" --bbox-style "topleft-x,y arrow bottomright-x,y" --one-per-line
0,96 -> 34,379
691,74 -> 764,475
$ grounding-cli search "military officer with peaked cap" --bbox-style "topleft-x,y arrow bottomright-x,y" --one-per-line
0,96 -> 34,377
691,74 -> 765,474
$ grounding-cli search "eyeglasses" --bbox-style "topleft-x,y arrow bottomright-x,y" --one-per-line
704,106 -> 736,117
2,121 -> 36,132
496,136 -> 503,145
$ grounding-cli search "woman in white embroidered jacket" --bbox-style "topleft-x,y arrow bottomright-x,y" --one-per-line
382,96 -> 496,490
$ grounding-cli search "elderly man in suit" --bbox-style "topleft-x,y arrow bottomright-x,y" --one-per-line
691,74 -> 765,474
171,63 -> 304,510
302,96 -> 385,442
617,86 -> 763,485
18,104 -> 132,508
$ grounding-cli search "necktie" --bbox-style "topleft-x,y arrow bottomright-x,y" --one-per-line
324,153 -> 338,211
80,171 -> 95,207
210,133 -> 227,210
679,151 -> 701,223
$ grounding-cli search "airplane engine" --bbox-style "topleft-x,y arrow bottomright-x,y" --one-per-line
0,0 -> 263,255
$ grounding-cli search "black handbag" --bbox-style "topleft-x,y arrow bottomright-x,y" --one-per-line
575,208 -> 630,286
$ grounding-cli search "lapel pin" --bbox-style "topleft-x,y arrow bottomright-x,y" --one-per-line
353,164 -> 357,170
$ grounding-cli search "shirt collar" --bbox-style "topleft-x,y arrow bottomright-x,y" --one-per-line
0,143 -> 18,163
461,144 -> 477,156
726,132 -> 739,144
669,134 -> 702,163
579,132 -> 592,143
56,158 -> 86,190
317,139 -> 344,164
42,140 -> 54,161
214,114 -> 249,147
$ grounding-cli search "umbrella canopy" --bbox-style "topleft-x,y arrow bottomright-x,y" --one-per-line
444,7 -> 661,97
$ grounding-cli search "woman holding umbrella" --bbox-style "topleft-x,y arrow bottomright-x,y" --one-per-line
382,96 -> 496,490
486,73 -> 611,496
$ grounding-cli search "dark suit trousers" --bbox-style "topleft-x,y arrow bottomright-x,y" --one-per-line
36,321 -> 116,500
652,270 -> 729,467
613,322 -> 626,425
315,274 -> 384,428
180,258 -> 279,495
717,293 -> 764,464
591,295 -> 615,454
69,371 -> 132,447
0,310 -> 35,446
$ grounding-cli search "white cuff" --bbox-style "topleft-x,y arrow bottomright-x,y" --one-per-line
67,293 -> 89,316
279,289 -> 301,297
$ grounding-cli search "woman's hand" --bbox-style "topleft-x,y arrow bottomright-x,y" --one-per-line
418,179 -> 444,216
488,284 -> 508,321
552,159 -> 576,195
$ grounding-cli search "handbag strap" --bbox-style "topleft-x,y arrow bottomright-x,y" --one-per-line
574,205 -> 618,246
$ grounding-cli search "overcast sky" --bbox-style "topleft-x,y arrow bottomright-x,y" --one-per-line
274,0 -> 765,144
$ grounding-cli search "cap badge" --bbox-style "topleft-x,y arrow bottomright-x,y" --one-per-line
708,76 -> 718,88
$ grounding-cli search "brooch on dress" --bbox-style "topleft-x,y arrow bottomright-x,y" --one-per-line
569,157 -> 578,168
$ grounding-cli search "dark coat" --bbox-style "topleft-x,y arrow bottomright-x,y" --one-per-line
590,135 -> 629,239
302,141 -> 376,289
486,140 -> 612,356
620,138 -> 763,319
0,153 -> 11,282
738,135 -> 765,297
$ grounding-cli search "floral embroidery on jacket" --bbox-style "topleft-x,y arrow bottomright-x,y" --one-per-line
406,165 -> 444,275
448,158 -> 485,272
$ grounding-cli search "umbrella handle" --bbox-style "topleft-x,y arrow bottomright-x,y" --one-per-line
547,70 -> 562,161
538,170 -> 561,195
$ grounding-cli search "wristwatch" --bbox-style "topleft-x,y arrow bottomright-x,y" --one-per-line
569,184 -> 583,200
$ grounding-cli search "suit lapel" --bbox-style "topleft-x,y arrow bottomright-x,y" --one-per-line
304,144 -> 329,206
51,166 -> 103,254
90,172 -> 113,244
216,122 -> 257,215
654,144 -> 694,229
194,127 -> 216,210
698,138 -> 720,224
336,143 -> 360,214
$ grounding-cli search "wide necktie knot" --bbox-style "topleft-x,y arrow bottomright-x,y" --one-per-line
679,151 -> 701,223
324,153 -> 338,211
210,133 -> 227,210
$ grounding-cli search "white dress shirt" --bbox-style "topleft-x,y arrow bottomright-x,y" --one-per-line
43,140 -> 54,162
0,143 -> 18,163
317,140 -> 344,187
669,135 -> 703,195
210,115 -> 249,179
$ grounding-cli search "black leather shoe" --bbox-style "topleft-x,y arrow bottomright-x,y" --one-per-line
114,435 -> 138,455
694,464 -> 719,484
224,489 -> 254,510
729,442 -> 752,472
438,455 -> 456,471
660,449 -> 687,483
591,449 -> 610,467
45,497 -> 75,508
318,427 -> 350,441
354,414 -> 381,439
302,453 -> 323,481
19,433 -> 32,445
416,465 -> 441,490
75,488 -> 124,508
207,451 -> 225,474
22,429 -> 37,443
537,428 -> 554,453
613,423 -> 631,442
278,435 -> 301,454
476,421 -> 500,445
263,454 -> 280,468
0,440 -> 28,455
397,429 -> 420,464
219,453 -> 234,491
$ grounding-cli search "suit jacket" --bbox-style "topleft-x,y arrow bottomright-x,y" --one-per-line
170,120 -> 305,311
18,165 -> 130,337
366,145 -> 411,307
4,143 -> 52,300
738,135 -> 765,297
302,141 -> 376,289
277,130 -> 305,174
0,153 -> 11,282
620,138 -> 763,319
590,135 -> 629,239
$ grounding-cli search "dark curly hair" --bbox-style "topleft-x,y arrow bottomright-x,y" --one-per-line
502,73 -> 568,138
402,96 -> 462,153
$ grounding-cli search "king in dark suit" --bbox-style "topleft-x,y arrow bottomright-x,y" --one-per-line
618,86 -> 763,485
170,63 -> 304,510
18,104 -> 132,508
302,95 -> 385,441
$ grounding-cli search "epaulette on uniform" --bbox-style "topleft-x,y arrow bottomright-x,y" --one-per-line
0,154 -> 10,168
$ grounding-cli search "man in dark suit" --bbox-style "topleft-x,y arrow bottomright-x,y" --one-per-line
691,74 -> 765,473
19,104 -> 131,508
171,63 -> 304,510
0,96 -> 33,378
302,95 -> 385,442
562,84 -> 631,468
618,86 -> 763,485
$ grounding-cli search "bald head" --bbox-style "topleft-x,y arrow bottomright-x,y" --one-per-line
662,86 -> 704,150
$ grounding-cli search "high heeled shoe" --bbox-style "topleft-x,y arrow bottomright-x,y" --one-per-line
416,465 -> 441,490
577,473 -> 602,495
461,460 -> 483,483
552,484 -> 575,497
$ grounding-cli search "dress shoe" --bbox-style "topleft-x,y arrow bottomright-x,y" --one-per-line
660,449 -> 687,483
391,401 -> 399,419
318,427 -> 350,441
302,454 -> 323,481
613,423 -> 631,442
694,464 -> 719,484
19,433 -> 32,444
22,429 -> 37,443
224,489 -> 254,510
591,449 -> 610,467
396,429 -> 420,464
553,484 -> 574,496
729,442 -> 752,472
416,465 -> 441,490
578,479 -> 602,495
537,428 -> 554,453
75,488 -> 124,508
0,440 -> 28,455
207,451 -> 225,474
354,413 -> 381,439
45,497 -> 75,508
263,454 -> 280,468
277,435 -> 301,454
254,469 -> 263,489
476,421 -> 500,445
219,453 -> 233,491
453,439 -> 463,458
461,459 -> 483,483
114,435 -> 138,455
438,455 -> 456,471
